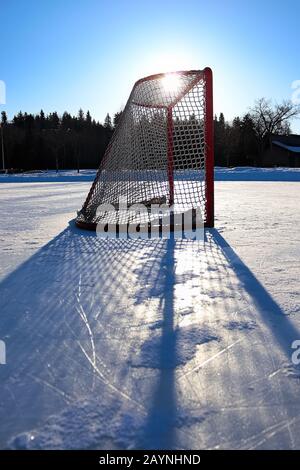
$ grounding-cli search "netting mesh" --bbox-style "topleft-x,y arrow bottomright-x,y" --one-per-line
76,69 -> 211,228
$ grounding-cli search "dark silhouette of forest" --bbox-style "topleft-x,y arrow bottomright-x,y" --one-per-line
0,109 -> 122,172
0,102 -> 295,171
214,112 -> 259,167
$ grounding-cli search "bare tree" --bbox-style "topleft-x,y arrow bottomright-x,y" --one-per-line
249,98 -> 300,164
250,98 -> 300,159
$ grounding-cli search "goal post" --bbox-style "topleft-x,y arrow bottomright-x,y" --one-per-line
76,68 -> 214,232
204,67 -> 214,228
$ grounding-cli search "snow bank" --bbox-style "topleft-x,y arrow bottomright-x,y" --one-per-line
215,166 -> 300,181
0,167 -> 299,183
0,169 -> 97,183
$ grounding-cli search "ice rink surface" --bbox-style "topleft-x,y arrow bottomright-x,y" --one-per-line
0,170 -> 299,449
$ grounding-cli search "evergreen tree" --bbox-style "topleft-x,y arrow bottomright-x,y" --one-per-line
86,110 -> 92,127
240,114 -> 257,165
1,111 -> 7,125
104,113 -> 112,130
214,113 -> 227,166
24,113 -> 35,131
48,112 -> 60,129
13,111 -> 24,128
61,112 -> 72,130
39,109 -> 45,129
78,108 -> 84,118
113,111 -> 123,129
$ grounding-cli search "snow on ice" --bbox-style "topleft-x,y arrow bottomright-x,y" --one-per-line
0,168 -> 299,449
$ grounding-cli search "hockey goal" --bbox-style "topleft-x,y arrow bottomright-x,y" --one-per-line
76,68 -> 214,232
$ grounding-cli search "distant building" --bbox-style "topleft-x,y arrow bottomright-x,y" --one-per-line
262,134 -> 300,167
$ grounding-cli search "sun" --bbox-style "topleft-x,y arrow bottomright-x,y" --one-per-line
161,74 -> 181,93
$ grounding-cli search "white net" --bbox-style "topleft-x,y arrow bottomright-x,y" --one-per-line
76,69 -> 212,229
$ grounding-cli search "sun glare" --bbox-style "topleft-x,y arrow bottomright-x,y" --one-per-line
162,74 -> 181,93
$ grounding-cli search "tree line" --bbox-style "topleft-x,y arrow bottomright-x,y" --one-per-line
0,109 -> 122,172
0,98 -> 299,171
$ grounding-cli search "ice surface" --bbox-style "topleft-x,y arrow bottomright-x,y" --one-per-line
0,168 -> 299,449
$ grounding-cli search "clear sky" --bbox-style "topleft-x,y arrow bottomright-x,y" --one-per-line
1,0 -> 299,131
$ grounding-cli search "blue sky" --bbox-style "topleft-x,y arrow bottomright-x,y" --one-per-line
1,0 -> 300,131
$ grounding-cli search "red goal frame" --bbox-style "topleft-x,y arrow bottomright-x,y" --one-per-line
203,67 -> 214,228
76,67 -> 214,230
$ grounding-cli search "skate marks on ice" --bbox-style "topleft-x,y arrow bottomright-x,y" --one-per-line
0,226 -> 299,449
